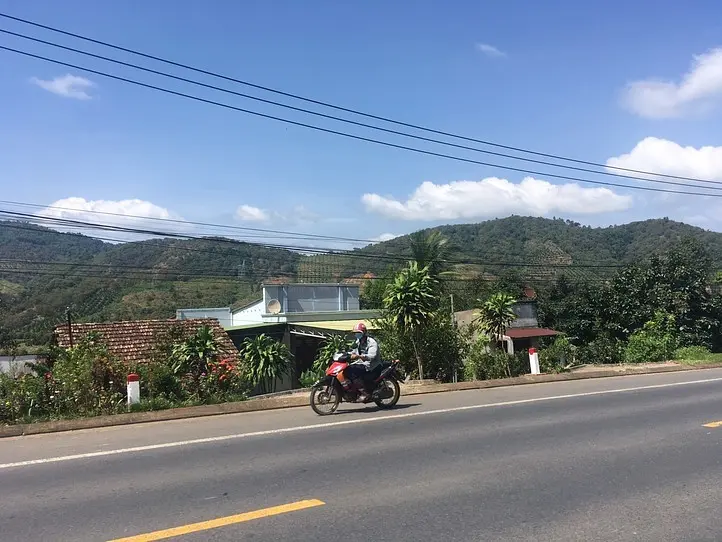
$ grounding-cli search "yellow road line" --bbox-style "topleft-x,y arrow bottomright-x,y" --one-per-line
703,421 -> 722,428
107,499 -> 325,541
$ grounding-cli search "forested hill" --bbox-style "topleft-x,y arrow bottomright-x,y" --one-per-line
0,221 -> 301,346
357,216 -> 722,267
2,216 -> 722,348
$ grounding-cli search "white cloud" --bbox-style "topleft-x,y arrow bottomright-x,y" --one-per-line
476,43 -> 506,58
235,204 -> 323,225
622,48 -> 722,118
235,205 -> 270,222
34,197 -> 181,241
30,74 -> 96,100
362,177 -> 632,221
371,233 -> 399,243
606,137 -> 722,181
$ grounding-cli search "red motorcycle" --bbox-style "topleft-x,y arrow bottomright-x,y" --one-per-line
309,352 -> 402,415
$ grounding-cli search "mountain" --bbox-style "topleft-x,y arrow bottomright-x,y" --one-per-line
2,216 -> 722,348
351,216 -> 722,279
0,221 -> 301,346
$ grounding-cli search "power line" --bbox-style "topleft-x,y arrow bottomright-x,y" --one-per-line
0,11 -> 716,186
2,27 -> 720,192
0,200 -> 373,245
2,44 -> 722,200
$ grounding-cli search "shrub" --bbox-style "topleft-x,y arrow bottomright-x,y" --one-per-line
49,333 -> 126,416
540,336 -> 577,373
577,335 -> 625,365
299,369 -> 320,388
624,312 -> 679,364
240,334 -> 292,394
464,336 -> 526,381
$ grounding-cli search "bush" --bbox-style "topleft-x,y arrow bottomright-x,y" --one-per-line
376,312 -> 466,382
299,369 -> 320,388
240,334 -> 292,394
577,335 -> 625,365
1,328 -> 251,424
540,337 -> 577,373
0,333 -> 126,424
624,312 -> 678,364
464,336 -> 526,381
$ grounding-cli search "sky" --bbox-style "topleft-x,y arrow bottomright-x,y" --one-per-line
2,0 -> 722,248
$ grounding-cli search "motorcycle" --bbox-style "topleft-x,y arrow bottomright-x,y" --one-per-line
309,352 -> 402,416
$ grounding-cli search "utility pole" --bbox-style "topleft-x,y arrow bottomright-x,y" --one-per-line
66,307 -> 73,348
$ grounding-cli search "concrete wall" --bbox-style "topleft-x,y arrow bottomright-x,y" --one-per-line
262,284 -> 360,314
231,301 -> 265,326
176,308 -> 232,328
0,355 -> 39,376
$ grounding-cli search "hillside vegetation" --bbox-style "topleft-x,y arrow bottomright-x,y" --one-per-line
2,216 -> 721,347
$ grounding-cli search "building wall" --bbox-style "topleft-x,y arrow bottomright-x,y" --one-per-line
0,355 -> 40,376
176,308 -> 232,328
231,301 -> 265,326
509,301 -> 539,329
262,284 -> 360,314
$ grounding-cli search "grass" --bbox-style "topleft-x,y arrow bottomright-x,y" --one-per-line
672,346 -> 722,366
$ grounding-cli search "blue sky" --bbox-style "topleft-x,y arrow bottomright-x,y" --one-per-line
2,0 -> 722,246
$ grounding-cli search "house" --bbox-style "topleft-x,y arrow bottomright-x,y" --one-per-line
0,355 -> 44,376
53,318 -> 238,366
177,283 -> 381,391
455,299 -> 560,355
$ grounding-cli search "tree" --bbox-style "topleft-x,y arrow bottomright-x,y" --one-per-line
409,230 -> 456,280
474,292 -> 518,346
605,238 -> 719,346
383,261 -> 438,380
240,334 -> 292,394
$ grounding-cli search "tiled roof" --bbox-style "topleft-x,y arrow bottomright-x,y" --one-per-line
505,327 -> 560,339
53,318 -> 238,365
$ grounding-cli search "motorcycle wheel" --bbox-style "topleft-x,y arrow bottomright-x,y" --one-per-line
310,381 -> 341,416
374,377 -> 401,409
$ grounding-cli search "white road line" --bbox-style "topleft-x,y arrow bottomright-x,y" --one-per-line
1,375 -> 721,470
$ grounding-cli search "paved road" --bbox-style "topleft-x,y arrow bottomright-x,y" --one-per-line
3,369 -> 722,541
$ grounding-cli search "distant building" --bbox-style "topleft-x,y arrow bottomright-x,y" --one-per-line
455,299 -> 560,355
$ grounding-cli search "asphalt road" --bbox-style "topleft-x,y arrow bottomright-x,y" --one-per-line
3,369 -> 722,541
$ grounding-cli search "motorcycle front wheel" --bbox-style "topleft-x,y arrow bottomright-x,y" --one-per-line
374,377 -> 401,409
310,381 -> 341,416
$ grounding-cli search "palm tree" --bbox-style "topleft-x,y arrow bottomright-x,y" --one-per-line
474,292 -> 518,347
409,230 -> 456,280
383,261 -> 437,380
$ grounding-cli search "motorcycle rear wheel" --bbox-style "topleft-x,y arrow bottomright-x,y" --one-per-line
310,381 -> 341,416
374,378 -> 401,409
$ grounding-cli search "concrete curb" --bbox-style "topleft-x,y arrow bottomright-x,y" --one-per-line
2,362 -> 721,438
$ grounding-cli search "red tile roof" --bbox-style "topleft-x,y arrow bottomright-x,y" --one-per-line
505,327 -> 560,339
53,318 -> 238,365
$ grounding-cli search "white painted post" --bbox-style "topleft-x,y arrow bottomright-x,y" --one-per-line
529,348 -> 541,375
127,373 -> 140,406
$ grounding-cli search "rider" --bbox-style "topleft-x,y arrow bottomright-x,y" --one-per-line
338,322 -> 381,402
